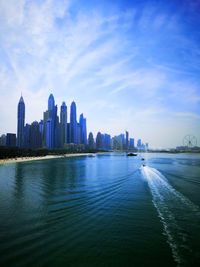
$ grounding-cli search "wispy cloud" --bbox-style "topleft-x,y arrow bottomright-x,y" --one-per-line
173,112 -> 200,119
0,0 -> 200,148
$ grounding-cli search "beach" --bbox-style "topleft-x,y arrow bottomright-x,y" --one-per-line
0,153 -> 95,164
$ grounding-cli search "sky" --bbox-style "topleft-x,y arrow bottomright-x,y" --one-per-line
0,0 -> 200,148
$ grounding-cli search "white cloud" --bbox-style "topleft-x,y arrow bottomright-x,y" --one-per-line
0,0 -> 200,148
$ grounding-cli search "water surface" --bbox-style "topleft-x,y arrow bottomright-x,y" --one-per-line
0,153 -> 200,266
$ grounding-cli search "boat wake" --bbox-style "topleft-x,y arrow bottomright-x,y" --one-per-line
141,166 -> 200,266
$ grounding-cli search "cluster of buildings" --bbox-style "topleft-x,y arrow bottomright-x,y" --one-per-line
0,94 -> 149,151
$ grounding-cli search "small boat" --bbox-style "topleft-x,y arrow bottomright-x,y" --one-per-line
142,164 -> 146,167
141,158 -> 145,161
127,153 -> 137,156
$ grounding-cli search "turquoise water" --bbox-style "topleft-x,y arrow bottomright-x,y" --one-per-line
0,153 -> 200,266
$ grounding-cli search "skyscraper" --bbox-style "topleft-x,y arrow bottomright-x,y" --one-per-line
48,93 -> 55,111
96,132 -> 102,150
88,132 -> 94,149
70,101 -> 77,144
44,94 -> 59,148
130,138 -> 135,149
0,134 -> 6,146
79,113 -> 87,145
29,121 -> 42,149
24,123 -> 30,149
104,134 -> 111,150
17,96 -> 25,148
60,102 -> 67,147
137,139 -> 142,149
125,131 -> 129,150
46,119 -> 53,148
6,133 -> 16,147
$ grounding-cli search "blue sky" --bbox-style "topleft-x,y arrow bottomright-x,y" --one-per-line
0,0 -> 200,148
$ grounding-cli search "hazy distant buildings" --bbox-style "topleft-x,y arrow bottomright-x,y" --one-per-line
111,136 -> 123,150
130,138 -> 134,149
145,143 -> 149,150
96,132 -> 102,150
88,132 -> 94,149
104,134 -> 111,150
17,96 -> 25,148
125,131 -> 129,150
120,134 -> 125,145
137,139 -> 142,149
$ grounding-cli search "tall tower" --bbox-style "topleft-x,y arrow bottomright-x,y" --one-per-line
60,102 -> 67,147
96,132 -> 102,150
88,132 -> 94,149
43,94 -> 59,149
17,96 -> 25,148
125,131 -> 129,150
70,101 -> 77,144
79,113 -> 87,145
48,93 -> 55,111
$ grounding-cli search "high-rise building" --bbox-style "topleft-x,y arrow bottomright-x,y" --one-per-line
44,94 -> 59,148
120,134 -> 125,145
60,102 -> 67,147
39,120 -> 43,135
17,96 -> 25,148
130,138 -> 134,149
0,134 -> 6,146
24,123 -> 30,149
145,143 -> 149,150
29,121 -> 42,149
67,122 -> 70,144
70,101 -> 77,144
96,132 -> 102,150
43,110 -> 50,147
137,139 -> 142,149
111,136 -> 123,150
101,134 -> 105,149
79,113 -> 87,145
46,119 -> 53,148
104,134 -> 111,150
125,131 -> 129,150
48,93 -> 55,111
77,123 -> 81,144
6,133 -> 16,147
88,132 -> 94,149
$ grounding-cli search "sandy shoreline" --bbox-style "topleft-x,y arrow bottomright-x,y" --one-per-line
0,153 -> 96,165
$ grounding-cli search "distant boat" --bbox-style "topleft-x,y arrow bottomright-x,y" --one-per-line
127,153 -> 137,156
142,164 -> 146,167
141,158 -> 145,161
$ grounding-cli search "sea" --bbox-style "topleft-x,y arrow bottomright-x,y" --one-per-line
0,153 -> 200,267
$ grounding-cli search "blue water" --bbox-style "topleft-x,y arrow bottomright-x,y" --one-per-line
0,153 -> 200,266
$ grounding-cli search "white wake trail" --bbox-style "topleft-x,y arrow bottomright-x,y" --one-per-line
141,166 -> 200,266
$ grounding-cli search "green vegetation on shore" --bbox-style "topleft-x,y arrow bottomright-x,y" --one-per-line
0,147 -> 102,159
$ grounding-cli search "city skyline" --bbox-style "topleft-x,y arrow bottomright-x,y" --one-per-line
1,93 -> 149,151
12,93 -> 145,151
0,0 -> 200,148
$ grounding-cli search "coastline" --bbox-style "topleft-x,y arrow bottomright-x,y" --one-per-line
0,153 -> 96,165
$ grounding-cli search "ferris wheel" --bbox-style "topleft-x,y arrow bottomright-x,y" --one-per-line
183,135 -> 197,148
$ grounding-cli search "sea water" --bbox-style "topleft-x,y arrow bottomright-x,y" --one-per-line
0,153 -> 200,266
